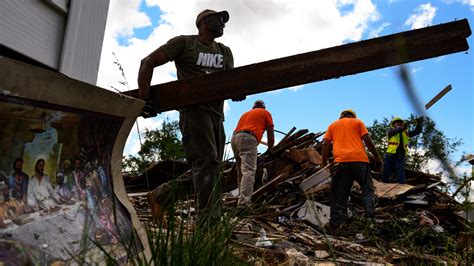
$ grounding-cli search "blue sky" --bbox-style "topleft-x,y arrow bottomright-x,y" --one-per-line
97,0 -> 473,175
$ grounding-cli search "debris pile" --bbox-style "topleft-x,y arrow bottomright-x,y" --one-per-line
128,127 -> 472,264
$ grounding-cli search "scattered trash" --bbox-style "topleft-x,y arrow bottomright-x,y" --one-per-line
314,250 -> 330,259
255,228 -> 272,247
432,225 -> 445,233
297,200 -> 330,227
355,233 -> 365,240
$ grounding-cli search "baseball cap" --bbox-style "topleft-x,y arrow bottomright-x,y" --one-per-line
195,9 -> 229,27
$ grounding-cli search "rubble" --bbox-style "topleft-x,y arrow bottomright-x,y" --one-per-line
127,127 -> 472,264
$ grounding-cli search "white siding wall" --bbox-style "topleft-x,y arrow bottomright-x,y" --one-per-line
0,0 -> 110,85
59,0 -> 109,84
0,1 -> 67,69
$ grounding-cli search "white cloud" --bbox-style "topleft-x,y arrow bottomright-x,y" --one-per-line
411,67 -> 422,74
442,0 -> 474,10
369,22 -> 391,37
224,100 -> 231,117
423,156 -> 474,202
462,0 -> 474,9
106,0 -> 151,40
424,157 -> 446,175
404,3 -> 437,30
98,0 -> 380,91
287,85 -> 304,92
124,116 -> 165,155
434,56 -> 445,63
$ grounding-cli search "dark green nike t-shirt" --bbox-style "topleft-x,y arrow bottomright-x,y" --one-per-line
160,35 -> 234,119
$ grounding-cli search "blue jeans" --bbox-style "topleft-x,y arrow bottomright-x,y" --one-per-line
382,154 -> 406,183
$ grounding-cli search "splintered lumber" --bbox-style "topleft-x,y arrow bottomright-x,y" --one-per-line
125,19 -> 471,113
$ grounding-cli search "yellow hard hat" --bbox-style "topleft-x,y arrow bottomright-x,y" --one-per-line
340,109 -> 356,118
390,117 -> 405,127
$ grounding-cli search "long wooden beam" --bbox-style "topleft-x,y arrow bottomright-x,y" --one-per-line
125,19 -> 471,113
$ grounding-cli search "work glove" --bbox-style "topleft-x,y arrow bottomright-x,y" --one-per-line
231,95 -> 246,102
140,100 -> 158,118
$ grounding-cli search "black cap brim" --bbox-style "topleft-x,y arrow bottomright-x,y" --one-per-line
217,11 -> 229,23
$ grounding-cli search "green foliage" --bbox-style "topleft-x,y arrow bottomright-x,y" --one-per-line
123,119 -> 185,175
146,210 -> 244,265
367,114 -> 463,174
366,117 -> 391,157
87,182 -> 246,265
349,212 -> 468,264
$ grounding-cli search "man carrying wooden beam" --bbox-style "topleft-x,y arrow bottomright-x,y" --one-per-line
138,9 -> 235,225
321,110 -> 382,232
231,100 -> 274,208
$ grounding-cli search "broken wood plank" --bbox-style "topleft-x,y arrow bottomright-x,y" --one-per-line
278,127 -> 297,145
274,132 -> 314,154
252,173 -> 287,200
299,164 -> 333,192
373,179 -> 414,198
425,84 -> 452,110
125,19 -> 471,113
275,129 -> 309,149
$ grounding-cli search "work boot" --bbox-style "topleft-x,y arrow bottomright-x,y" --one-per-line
147,189 -> 164,222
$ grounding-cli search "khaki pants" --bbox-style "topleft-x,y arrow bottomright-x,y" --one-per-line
231,132 -> 258,206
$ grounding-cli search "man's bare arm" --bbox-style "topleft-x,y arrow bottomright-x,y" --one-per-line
137,48 -> 171,99
362,134 -> 382,164
266,126 -> 275,151
321,139 -> 331,168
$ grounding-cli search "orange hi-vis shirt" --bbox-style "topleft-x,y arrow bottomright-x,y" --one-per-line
323,117 -> 370,163
234,108 -> 273,142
